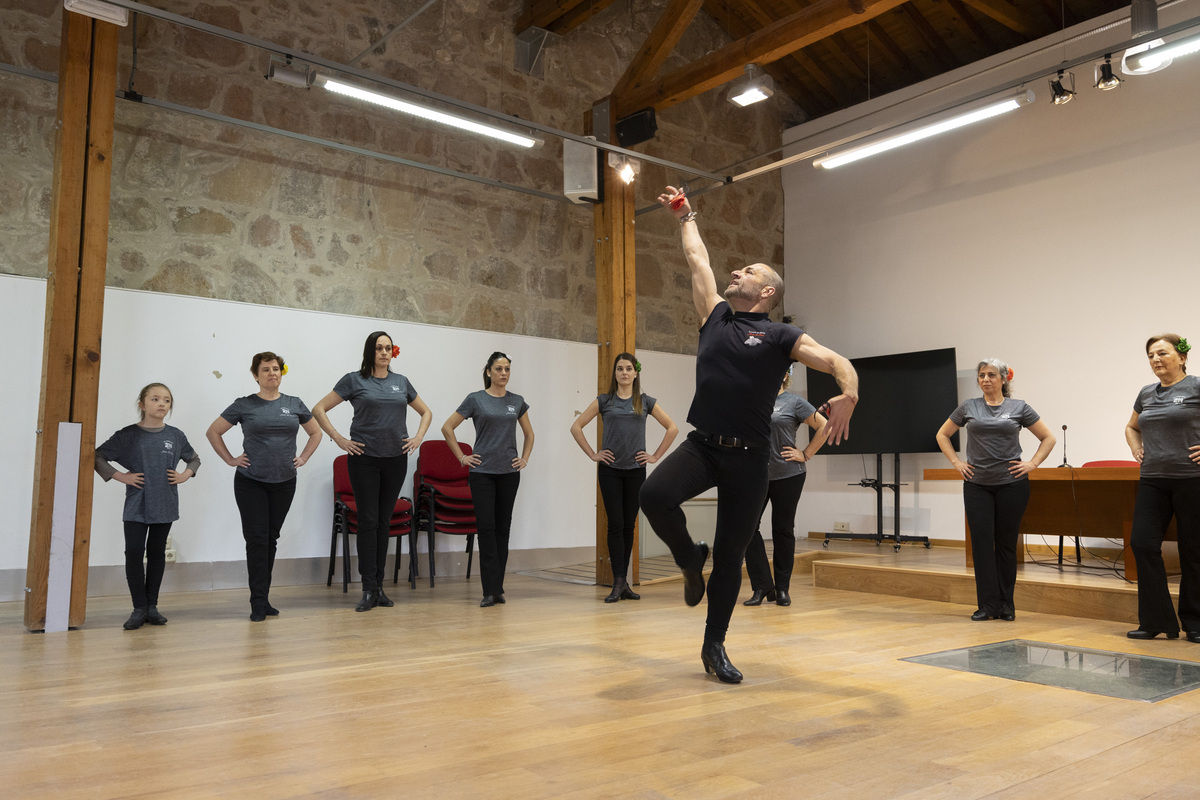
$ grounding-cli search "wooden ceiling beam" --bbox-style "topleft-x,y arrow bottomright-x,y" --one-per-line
958,0 -> 1041,36
901,4 -> 960,69
615,0 -> 911,116
792,47 -> 856,107
612,0 -> 705,101
945,0 -> 1001,51
549,0 -> 618,35
866,19 -> 926,82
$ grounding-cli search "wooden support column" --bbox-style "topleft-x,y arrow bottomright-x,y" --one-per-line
592,128 -> 638,587
25,11 -> 119,631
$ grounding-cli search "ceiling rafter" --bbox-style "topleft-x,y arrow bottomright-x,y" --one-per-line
945,0 -> 1003,51
612,0 -> 705,102
901,3 -> 960,69
958,0 -> 1042,36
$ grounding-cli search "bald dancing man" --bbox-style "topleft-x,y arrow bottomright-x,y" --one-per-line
640,186 -> 859,683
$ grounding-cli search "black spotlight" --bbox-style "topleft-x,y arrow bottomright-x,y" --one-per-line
1049,70 -> 1076,105
1095,55 -> 1124,90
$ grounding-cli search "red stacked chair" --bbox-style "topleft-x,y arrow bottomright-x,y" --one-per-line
414,441 -> 477,587
327,454 -> 416,592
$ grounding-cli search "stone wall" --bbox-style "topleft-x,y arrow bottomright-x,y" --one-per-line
0,0 -> 798,354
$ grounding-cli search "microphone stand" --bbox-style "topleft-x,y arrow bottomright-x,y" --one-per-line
1057,424 -> 1072,468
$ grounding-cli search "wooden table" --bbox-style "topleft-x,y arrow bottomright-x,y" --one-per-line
923,467 -> 1174,581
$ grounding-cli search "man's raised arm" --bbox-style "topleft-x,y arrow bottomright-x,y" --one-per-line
791,334 -> 859,446
657,186 -> 722,324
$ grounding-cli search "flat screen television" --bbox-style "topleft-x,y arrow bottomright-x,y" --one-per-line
805,347 -> 960,455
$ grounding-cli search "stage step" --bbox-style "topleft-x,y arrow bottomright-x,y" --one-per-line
812,558 -> 1141,625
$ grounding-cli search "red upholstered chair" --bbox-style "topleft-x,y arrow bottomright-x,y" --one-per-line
327,454 -> 416,592
414,440 -> 477,587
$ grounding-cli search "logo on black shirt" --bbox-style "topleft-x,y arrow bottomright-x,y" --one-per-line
507,405 -> 516,414
744,334 -> 763,347
281,407 -> 291,415
163,441 -> 174,450
391,385 -> 401,392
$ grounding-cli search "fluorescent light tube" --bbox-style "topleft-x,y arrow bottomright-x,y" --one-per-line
63,0 -> 129,26
319,76 -> 542,148
813,89 -> 1034,169
1125,32 -> 1200,71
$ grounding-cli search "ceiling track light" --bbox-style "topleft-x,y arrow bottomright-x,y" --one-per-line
1049,70 -> 1076,105
1124,29 -> 1200,72
607,151 -> 641,184
1130,0 -> 1160,38
728,64 -> 775,108
812,88 -> 1035,169
266,56 -> 313,88
314,75 -> 543,148
1094,54 -> 1123,90
63,0 -> 129,26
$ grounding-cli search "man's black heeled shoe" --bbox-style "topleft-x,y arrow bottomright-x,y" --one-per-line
375,588 -> 394,607
682,542 -> 709,607
1127,629 -> 1180,639
1000,611 -> 1016,621
971,609 -> 997,621
700,641 -> 743,684
480,595 -> 496,607
743,589 -> 776,606
1187,632 -> 1200,643
775,589 -> 791,607
495,594 -> 506,604
145,606 -> 168,625
355,591 -> 377,612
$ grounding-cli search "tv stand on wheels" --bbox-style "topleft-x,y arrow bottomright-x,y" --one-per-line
823,453 -> 930,551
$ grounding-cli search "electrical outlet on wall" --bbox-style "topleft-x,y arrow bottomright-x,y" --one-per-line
833,522 -> 850,533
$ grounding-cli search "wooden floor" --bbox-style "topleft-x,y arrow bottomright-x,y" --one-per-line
5,545 -> 1200,799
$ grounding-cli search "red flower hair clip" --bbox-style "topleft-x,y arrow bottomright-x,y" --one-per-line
391,345 -> 399,359
1006,367 -> 1014,382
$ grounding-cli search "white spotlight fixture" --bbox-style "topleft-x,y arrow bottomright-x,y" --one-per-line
316,75 -> 543,148
607,151 -> 641,184
1124,30 -> 1200,71
63,0 -> 128,26
1049,71 -> 1076,104
728,64 -> 775,108
812,88 -> 1034,170
1094,54 -> 1123,90
266,57 -> 313,88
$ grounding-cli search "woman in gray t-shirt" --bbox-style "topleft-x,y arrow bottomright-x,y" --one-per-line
312,331 -> 434,613
206,351 -> 322,621
936,358 -> 1056,622
1125,333 -> 1200,641
742,369 -> 827,608
570,352 -> 678,603
441,351 -> 535,608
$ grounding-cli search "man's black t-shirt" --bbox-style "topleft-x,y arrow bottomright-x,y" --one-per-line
687,302 -> 801,446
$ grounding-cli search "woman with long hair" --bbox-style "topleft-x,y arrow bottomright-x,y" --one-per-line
441,351 -> 535,607
312,331 -> 432,612
570,352 -> 678,602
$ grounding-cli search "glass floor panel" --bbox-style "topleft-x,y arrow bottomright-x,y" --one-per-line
902,639 -> 1200,702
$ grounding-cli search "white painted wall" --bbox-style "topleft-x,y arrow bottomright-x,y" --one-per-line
1,275 -> 697,577
781,27 -> 1200,542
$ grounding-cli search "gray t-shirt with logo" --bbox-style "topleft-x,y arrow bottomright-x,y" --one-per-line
1134,375 -> 1200,479
456,390 -> 530,474
768,392 -> 817,481
220,394 -> 313,483
95,423 -> 199,523
949,397 -> 1041,486
332,371 -> 418,458
598,393 -> 657,471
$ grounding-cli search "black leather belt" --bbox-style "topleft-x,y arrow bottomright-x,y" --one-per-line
691,429 -> 764,450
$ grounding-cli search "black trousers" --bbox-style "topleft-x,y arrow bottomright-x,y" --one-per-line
640,432 -> 769,644
744,472 -> 807,593
469,471 -> 521,597
963,479 -> 1030,616
233,472 -> 296,611
1132,477 -> 1200,633
346,453 -> 408,592
597,464 -> 646,582
123,521 -> 172,609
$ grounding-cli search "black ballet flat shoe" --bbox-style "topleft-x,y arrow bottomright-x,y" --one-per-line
145,606 -> 168,625
249,608 -> 267,622
495,594 -> 506,604
743,589 -> 776,606
355,591 -> 377,612
619,584 -> 640,601
604,584 -> 622,603
682,542 -> 709,607
265,604 -> 280,616
775,589 -> 791,607
1126,629 -> 1179,640
123,608 -> 148,630
1187,632 -> 1200,643
700,641 -> 743,684
971,609 -> 998,621
374,588 -> 394,608
480,595 -> 496,608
